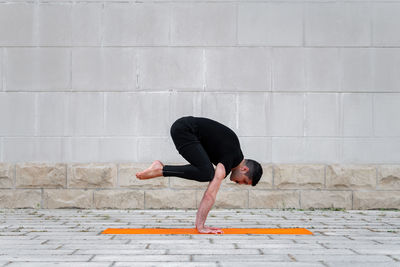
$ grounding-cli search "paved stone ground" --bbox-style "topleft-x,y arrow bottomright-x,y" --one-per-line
0,208 -> 399,267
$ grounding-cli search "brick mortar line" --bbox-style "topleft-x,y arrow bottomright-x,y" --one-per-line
370,0 -> 374,47
202,49 -> 206,91
100,1 -> 105,48
103,92 -> 106,142
1,47 -> 4,92
5,187 -> 400,192
13,163 -> 16,189
2,91 -> 400,95
235,1 -> 238,46
0,137 -> 3,162
3,45 -> 400,48
2,0 -> 400,2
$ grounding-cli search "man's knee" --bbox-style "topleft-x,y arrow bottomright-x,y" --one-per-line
170,118 -> 186,138
200,165 -> 215,181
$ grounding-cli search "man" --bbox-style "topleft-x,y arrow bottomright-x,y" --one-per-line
136,116 -> 263,234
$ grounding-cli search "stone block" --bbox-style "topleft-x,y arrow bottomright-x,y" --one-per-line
202,93 -> 237,131
37,93 -> 68,136
65,92 -> 104,136
342,138 -> 400,164
129,93 -> 170,136
94,190 -> 144,209
145,189 -> 196,209
326,165 -> 376,190
270,93 -> 304,136
2,138 -> 35,163
237,92 -> 269,136
72,2 -> 102,46
0,93 -> 35,136
137,137 -> 184,164
99,138 -> 137,163
271,137 -> 305,163
342,93 -> 373,137
63,137 -> 102,163
104,92 -> 137,136
37,2 -> 72,46
273,137 -> 340,164
68,163 -> 117,188
119,163 -> 168,189
197,190 -> 248,209
0,189 -> 41,208
103,2 -> 169,46
205,47 -> 270,91
16,163 -> 66,188
43,189 -> 93,208
306,48 -> 340,92
138,48 -> 203,90
274,164 -> 325,189
301,190 -> 352,210
340,48 -> 373,92
170,3 -> 236,45
372,3 -> 400,46
0,49 -> 2,91
374,93 -> 400,136
272,48 -> 306,91
239,137 -> 271,164
5,48 -> 70,91
238,2 -> 303,46
170,177 -> 208,189
0,3 -> 35,45
305,93 -> 340,137
373,48 -> 400,92
249,190 -> 300,209
302,138 -> 340,164
377,165 -> 400,189
169,92 -> 202,123
3,137 -> 64,163
354,191 -> 400,209
72,48 -> 136,91
0,163 -> 14,188
305,2 -> 370,46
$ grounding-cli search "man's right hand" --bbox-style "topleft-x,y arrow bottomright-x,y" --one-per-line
197,226 -> 224,234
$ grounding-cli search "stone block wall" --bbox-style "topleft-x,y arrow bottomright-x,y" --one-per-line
1,0 -> 400,209
1,163 -> 399,210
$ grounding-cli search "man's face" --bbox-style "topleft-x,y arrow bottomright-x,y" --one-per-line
230,174 -> 252,185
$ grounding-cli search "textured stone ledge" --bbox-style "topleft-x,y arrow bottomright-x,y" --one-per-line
0,162 -> 399,210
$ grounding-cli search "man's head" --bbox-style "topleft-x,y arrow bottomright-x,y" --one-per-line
230,159 -> 263,186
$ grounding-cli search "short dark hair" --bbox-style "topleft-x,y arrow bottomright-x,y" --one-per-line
244,159 -> 263,186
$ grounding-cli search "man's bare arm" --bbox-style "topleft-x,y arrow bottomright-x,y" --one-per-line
196,163 -> 226,234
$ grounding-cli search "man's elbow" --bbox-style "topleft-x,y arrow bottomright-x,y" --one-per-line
203,192 -> 216,203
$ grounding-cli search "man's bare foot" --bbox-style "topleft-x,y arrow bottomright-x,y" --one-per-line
136,160 -> 164,180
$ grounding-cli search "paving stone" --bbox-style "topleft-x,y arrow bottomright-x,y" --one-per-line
92,255 -> 190,262
0,255 -> 92,262
167,249 -> 260,255
292,254 -> 394,262
220,263 -> 324,267
75,249 -> 166,255
192,254 -> 290,261
114,263 -> 216,267
6,263 -> 112,267
323,263 -> 399,267
0,208 -> 399,266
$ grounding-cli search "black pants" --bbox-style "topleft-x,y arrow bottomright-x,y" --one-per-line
162,116 -> 215,182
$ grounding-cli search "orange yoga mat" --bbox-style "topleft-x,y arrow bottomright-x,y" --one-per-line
101,228 -> 313,235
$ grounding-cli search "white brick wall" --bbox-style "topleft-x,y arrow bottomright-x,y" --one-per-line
1,0 -> 400,164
